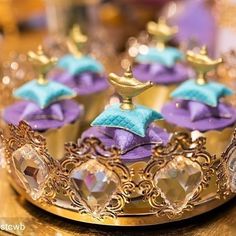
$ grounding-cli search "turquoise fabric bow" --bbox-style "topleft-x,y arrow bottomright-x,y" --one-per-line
171,79 -> 233,107
91,104 -> 163,137
58,55 -> 104,75
136,47 -> 183,67
14,80 -> 76,109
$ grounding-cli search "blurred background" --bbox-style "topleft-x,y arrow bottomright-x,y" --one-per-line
1,0 -> 236,59
0,0 -> 229,55
0,0 -> 236,107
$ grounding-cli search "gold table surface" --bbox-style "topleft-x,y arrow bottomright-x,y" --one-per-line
0,169 -> 235,236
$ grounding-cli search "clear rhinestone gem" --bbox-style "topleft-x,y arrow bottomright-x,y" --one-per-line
12,144 -> 49,200
230,173 -> 236,193
0,147 -> 6,168
230,173 -> 236,192
154,156 -> 203,213
70,159 -> 119,215
228,150 -> 236,172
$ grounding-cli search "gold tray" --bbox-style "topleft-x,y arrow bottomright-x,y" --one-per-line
9,176 -> 235,227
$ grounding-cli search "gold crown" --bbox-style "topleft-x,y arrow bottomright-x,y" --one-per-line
1,120 -> 235,226
66,25 -> 87,58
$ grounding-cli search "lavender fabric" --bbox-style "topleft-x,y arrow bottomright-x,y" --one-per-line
91,104 -> 163,137
170,0 -> 217,55
3,100 -> 83,131
133,63 -> 188,85
162,100 -> 236,132
20,102 -> 65,121
81,125 -> 170,161
50,70 -> 108,95
186,100 -> 232,122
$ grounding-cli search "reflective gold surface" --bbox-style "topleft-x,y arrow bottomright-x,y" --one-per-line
8,177 -> 236,227
75,89 -> 112,129
44,118 -> 81,160
6,176 -> 233,226
160,121 -> 235,160
0,168 -> 235,235
135,84 -> 177,111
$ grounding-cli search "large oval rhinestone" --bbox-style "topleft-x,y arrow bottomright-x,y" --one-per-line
70,159 -> 119,215
154,155 -> 203,213
230,173 -> 236,192
228,149 -> 236,172
12,144 -> 49,200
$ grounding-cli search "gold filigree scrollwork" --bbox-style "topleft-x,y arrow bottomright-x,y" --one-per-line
140,132 -> 216,219
3,120 -> 229,222
60,137 -> 135,219
2,121 -> 59,204
218,128 -> 236,197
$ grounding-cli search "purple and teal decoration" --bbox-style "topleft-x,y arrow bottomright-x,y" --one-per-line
58,55 -> 104,76
14,80 -> 76,109
171,79 -> 233,107
91,104 -> 163,137
136,47 -> 183,68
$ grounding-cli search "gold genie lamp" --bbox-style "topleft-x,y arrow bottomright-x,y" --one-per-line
55,24 -> 111,128
147,17 -> 178,50
66,25 -> 88,58
109,66 -> 153,110
28,45 -> 58,85
186,46 -> 223,85
133,18 -> 185,111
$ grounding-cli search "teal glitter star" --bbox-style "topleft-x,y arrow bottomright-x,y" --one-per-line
91,104 -> 163,137
58,55 -> 104,75
14,80 -> 76,109
171,79 -> 233,107
136,47 -> 183,67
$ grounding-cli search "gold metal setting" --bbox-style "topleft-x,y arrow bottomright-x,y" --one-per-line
2,121 -> 234,226
59,139 -> 135,219
3,121 -> 135,219
28,45 -> 58,85
2,121 -> 58,204
108,66 -> 153,110
186,46 -> 223,85
140,132 -> 216,218
218,129 -> 236,198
